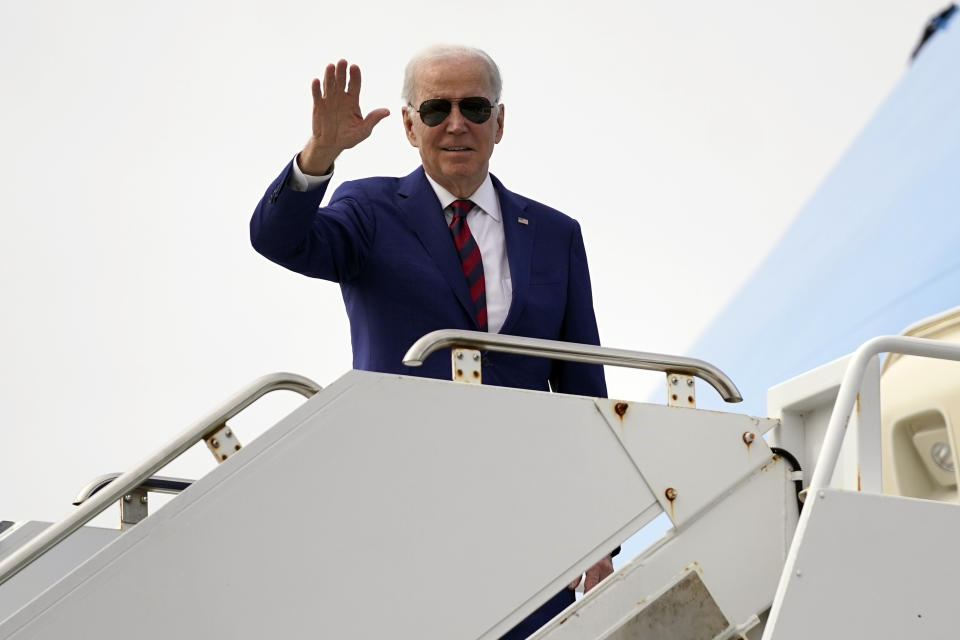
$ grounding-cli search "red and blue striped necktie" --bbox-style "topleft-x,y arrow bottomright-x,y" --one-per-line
447,199 -> 488,331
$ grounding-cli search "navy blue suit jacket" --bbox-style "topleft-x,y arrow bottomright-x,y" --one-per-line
250,161 -> 606,398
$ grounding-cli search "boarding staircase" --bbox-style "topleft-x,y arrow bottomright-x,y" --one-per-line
2,330 -> 960,639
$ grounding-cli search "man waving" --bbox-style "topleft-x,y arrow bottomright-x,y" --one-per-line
250,44 -> 611,639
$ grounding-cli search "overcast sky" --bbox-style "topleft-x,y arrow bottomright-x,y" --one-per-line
0,1 -> 948,527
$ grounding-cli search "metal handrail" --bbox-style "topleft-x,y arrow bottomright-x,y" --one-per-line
807,335 -> 960,496
0,372 -> 322,587
402,329 -> 743,403
72,474 -> 195,506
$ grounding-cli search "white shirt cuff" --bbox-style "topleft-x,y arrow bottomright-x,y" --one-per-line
290,156 -> 333,192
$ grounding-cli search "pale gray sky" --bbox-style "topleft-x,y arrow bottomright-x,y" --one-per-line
0,1 -> 947,525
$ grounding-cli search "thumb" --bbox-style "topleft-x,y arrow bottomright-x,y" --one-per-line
363,108 -> 391,133
584,565 -> 600,592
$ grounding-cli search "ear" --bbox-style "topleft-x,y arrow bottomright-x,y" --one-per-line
494,103 -> 505,144
402,107 -> 420,148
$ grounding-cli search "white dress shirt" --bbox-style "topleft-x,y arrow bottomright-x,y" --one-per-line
290,160 -> 513,333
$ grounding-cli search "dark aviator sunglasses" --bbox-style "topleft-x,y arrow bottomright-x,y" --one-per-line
410,97 -> 496,127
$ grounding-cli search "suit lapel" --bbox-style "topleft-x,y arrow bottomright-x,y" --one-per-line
396,168 -> 477,325
492,174 -> 533,335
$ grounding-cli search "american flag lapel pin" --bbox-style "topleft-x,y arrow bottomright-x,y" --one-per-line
518,217 -> 529,225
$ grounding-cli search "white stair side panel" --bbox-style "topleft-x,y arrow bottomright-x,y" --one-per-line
0,371 -> 660,640
764,489 -> 960,639
0,522 -> 118,623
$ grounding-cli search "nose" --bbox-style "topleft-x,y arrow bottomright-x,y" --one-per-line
444,102 -> 469,133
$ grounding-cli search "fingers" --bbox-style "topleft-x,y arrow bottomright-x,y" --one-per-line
311,77 -> 323,111
346,63 -> 361,97
310,77 -> 323,136
568,575 -> 583,590
334,59 -> 347,94
313,58 -> 360,102
321,63 -> 336,101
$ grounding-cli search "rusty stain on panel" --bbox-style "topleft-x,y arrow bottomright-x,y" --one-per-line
614,402 -> 629,419
558,611 -> 580,626
665,487 -> 677,518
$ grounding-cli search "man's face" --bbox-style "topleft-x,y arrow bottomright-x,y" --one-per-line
403,56 -> 504,197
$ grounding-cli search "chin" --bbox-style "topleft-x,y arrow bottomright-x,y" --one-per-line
441,162 -> 481,179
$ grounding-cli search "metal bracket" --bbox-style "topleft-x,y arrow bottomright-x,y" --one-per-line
451,348 -> 482,384
73,474 -> 193,507
667,373 -> 696,408
205,424 -> 242,463
120,487 -> 148,529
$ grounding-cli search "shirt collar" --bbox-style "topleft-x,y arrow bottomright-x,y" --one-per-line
424,172 -> 502,222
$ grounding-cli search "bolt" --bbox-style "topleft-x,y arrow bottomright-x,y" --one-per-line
743,432 -> 756,445
670,376 -> 678,385
457,352 -> 464,360
473,352 -> 480,361
614,402 -> 628,417
818,491 -> 825,499
796,570 -> 802,577
123,494 -> 132,503
665,487 -> 678,501
140,495 -> 148,504
211,438 -> 220,448
225,429 -> 233,438
686,378 -> 694,387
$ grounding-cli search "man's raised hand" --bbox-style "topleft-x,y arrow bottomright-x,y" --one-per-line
298,59 -> 390,176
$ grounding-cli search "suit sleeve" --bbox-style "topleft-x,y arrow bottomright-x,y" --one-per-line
249,159 -> 376,282
549,223 -> 608,398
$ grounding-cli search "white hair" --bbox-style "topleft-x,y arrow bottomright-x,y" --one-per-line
401,44 -> 502,105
